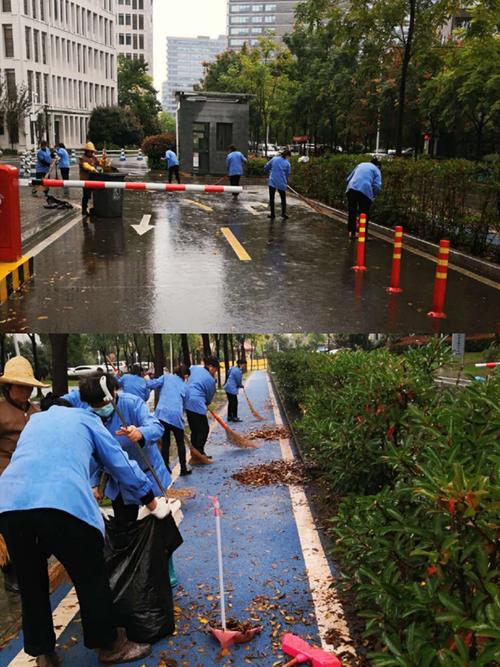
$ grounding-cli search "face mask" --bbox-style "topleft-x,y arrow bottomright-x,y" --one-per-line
92,403 -> 115,419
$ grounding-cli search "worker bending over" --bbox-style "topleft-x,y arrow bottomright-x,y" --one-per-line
185,357 -> 219,459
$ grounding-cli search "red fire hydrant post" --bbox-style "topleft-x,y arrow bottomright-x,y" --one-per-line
352,213 -> 367,271
427,239 -> 450,319
0,165 -> 22,262
386,226 -> 404,293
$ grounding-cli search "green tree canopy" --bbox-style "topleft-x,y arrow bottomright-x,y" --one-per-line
118,56 -> 162,137
87,106 -> 143,147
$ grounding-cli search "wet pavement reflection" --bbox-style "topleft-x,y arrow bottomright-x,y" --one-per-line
1,179 -> 498,332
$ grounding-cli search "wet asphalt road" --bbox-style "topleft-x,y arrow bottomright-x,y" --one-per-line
1,178 -> 498,333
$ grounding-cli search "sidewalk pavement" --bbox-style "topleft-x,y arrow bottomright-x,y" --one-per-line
1,371 -> 348,667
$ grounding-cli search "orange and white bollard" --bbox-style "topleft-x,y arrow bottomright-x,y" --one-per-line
386,226 -> 404,293
427,240 -> 450,319
475,362 -> 499,368
352,213 -> 367,271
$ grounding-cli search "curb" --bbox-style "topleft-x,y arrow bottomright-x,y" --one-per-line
0,256 -> 34,305
301,197 -> 500,286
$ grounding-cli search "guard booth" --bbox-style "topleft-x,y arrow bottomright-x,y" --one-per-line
176,92 -> 251,176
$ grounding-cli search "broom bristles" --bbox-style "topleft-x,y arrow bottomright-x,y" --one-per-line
0,535 -> 8,568
188,444 -> 214,465
167,487 -> 197,500
244,390 -> 264,421
225,425 -> 258,449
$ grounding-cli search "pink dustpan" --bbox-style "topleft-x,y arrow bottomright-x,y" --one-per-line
281,632 -> 341,666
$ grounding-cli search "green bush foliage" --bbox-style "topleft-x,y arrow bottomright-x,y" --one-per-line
290,156 -> 500,261
88,106 -> 143,148
270,343 -> 500,665
245,156 -> 269,176
142,133 -> 176,171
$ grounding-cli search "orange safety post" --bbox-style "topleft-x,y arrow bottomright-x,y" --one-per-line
0,165 -> 22,262
352,213 -> 367,271
386,226 -> 404,293
427,240 -> 450,319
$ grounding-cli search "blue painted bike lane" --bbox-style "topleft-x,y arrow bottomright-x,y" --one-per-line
2,371 -> 340,667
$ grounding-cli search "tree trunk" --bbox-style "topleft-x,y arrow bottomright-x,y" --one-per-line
49,334 -> 69,395
223,334 -> 230,383
181,335 -> 191,367
239,336 -> 246,363
396,0 -> 416,156
229,334 -> 235,366
28,334 -> 43,398
201,334 -> 212,359
214,334 -> 222,388
153,335 -> 165,378
0,334 -> 5,373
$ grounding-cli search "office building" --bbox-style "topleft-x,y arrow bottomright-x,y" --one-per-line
227,1 -> 299,49
162,35 -> 227,115
0,0 -> 117,150
116,0 -> 153,72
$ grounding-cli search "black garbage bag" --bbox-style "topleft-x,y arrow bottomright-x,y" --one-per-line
104,514 -> 183,644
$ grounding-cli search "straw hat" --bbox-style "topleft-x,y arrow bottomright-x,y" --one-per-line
0,356 -> 49,388
83,141 -> 96,152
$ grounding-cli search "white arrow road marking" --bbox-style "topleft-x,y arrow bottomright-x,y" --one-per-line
131,214 -> 154,236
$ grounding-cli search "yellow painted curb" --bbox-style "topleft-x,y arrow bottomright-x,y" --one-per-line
0,256 -> 34,305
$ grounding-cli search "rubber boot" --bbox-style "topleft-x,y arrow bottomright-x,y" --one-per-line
98,628 -> 151,664
169,557 -> 178,588
2,562 -> 20,594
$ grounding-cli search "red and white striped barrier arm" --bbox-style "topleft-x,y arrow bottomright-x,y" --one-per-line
474,362 -> 499,368
21,178 -> 243,194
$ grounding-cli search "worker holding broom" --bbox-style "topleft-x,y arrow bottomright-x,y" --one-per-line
81,374 -> 170,525
226,145 -> 247,197
0,399 -> 170,666
146,365 -> 192,476
264,149 -> 291,220
115,363 -> 151,402
224,359 -> 247,423
345,158 -> 382,240
185,357 -> 219,460
0,357 -> 49,594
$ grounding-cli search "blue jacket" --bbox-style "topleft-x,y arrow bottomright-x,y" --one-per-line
185,366 -> 216,415
224,367 -> 243,396
0,406 -> 153,535
165,150 -> 179,168
116,373 -> 150,402
56,147 -> 70,169
226,151 -> 247,177
346,162 -> 382,201
264,156 -> 291,191
147,374 -> 187,431
61,389 -> 89,410
91,393 -> 169,503
36,148 -> 52,174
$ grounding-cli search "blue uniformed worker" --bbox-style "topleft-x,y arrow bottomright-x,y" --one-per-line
165,146 -> 181,184
223,359 -> 247,423
264,149 -> 292,220
147,365 -> 191,476
80,375 -> 170,526
0,400 -> 171,666
345,158 -> 382,240
226,145 -> 247,196
185,357 -> 219,459
115,363 -> 150,402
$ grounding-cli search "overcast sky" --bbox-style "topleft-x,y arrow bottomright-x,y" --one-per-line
152,0 -> 228,92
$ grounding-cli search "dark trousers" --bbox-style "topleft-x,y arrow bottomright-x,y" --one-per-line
229,175 -> 241,187
60,167 -> 70,180
186,410 -> 209,455
168,165 -> 181,184
35,171 -> 49,195
347,189 -> 372,235
269,187 -> 287,217
111,493 -> 139,526
0,509 -> 117,657
82,188 -> 92,212
160,421 -> 187,471
226,393 -> 238,421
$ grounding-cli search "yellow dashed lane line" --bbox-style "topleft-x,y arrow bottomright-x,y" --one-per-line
220,227 -> 252,262
185,198 -> 213,213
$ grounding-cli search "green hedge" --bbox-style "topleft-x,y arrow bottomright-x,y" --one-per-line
270,343 -> 500,666
290,156 -> 500,261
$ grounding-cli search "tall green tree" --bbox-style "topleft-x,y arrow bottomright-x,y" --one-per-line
118,56 -> 161,137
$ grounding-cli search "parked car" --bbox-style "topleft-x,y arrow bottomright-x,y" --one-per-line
68,364 -> 106,378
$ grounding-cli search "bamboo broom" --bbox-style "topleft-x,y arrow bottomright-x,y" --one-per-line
186,437 -> 214,466
243,388 -> 264,421
209,409 -> 257,449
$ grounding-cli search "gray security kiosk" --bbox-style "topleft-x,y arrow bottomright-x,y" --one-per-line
176,91 -> 251,175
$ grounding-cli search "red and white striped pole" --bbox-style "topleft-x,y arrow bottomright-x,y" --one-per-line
352,213 -> 367,272
21,178 -> 243,195
386,226 -> 404,293
475,362 -> 499,368
427,240 -> 450,319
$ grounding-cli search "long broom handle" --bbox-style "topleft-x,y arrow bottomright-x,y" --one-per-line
210,497 -> 227,632
208,407 -> 229,431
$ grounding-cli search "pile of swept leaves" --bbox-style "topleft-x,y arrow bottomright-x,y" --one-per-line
246,425 -> 291,441
232,460 -> 306,487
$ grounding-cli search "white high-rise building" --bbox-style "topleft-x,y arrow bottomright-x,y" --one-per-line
115,0 -> 153,72
162,35 -> 227,115
0,0 -> 117,150
227,1 -> 299,49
